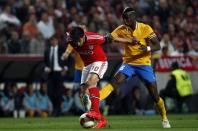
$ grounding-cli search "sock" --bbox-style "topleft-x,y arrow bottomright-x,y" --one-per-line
155,97 -> 168,121
89,87 -> 100,113
99,83 -> 114,101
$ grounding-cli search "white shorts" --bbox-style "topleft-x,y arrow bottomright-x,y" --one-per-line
81,61 -> 108,84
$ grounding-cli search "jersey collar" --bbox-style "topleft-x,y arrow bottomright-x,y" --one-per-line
127,21 -> 138,30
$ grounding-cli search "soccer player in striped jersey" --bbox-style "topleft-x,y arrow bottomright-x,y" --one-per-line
99,7 -> 171,128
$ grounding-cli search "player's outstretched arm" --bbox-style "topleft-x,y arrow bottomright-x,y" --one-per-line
105,33 -> 132,44
62,44 -> 73,60
113,37 -> 132,43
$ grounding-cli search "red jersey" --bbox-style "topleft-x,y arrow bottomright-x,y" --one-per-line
71,32 -> 107,66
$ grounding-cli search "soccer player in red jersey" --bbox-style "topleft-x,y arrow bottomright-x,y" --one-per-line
67,26 -> 132,128
67,26 -> 109,128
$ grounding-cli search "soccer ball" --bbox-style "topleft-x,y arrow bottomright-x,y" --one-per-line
79,113 -> 95,128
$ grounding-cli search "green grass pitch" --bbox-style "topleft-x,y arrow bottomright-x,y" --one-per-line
0,114 -> 198,131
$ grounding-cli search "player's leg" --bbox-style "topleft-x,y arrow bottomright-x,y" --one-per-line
84,73 -> 100,112
135,65 -> 171,128
84,61 -> 108,128
80,66 -> 92,111
99,73 -> 126,100
100,64 -> 132,100
84,73 -> 107,128
81,61 -> 108,112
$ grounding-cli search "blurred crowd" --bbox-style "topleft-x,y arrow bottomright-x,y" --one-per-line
0,82 -> 80,117
0,79 -> 154,118
0,0 -> 197,57
0,81 -> 108,117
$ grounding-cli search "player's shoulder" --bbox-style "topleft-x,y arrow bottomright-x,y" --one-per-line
85,32 -> 104,40
137,22 -> 152,30
85,32 -> 99,35
115,25 -> 127,30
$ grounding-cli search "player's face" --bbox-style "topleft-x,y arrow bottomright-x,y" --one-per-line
50,38 -> 58,46
123,12 -> 136,26
76,35 -> 85,47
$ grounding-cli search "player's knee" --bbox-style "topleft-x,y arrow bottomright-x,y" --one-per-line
144,81 -> 159,102
85,74 -> 99,87
85,81 -> 93,87
143,79 -> 156,87
84,79 -> 97,88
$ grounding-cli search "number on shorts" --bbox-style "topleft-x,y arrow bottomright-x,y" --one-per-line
92,66 -> 99,71
119,65 -> 125,71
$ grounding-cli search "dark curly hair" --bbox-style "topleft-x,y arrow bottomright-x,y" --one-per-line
70,26 -> 84,43
122,7 -> 136,19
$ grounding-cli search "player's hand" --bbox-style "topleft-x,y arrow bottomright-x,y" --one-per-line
61,52 -> 69,60
131,37 -> 140,44
138,44 -> 148,53
61,67 -> 68,76
44,67 -> 51,73
130,37 -> 141,45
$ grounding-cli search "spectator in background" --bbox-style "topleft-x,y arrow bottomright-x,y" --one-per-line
44,35 -> 67,116
20,31 -> 31,54
0,33 -> 7,54
37,11 -> 55,39
6,30 -> 21,54
67,14 -> 80,31
0,5 -> 21,26
23,83 -> 40,117
61,88 -> 74,115
170,36 -> 185,56
161,46 -> 169,57
23,14 -> 39,39
160,62 -> 193,113
0,83 -> 16,117
55,23 -> 67,46
15,0 -> 31,23
0,0 -> 197,56
160,33 -> 175,56
188,41 -> 198,58
156,0 -> 170,28
29,33 -> 45,55
37,81 -> 53,117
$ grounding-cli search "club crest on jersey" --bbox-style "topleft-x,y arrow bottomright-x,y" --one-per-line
88,45 -> 93,50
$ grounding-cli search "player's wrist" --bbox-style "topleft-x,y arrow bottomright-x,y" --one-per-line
147,46 -> 151,52
65,51 -> 70,54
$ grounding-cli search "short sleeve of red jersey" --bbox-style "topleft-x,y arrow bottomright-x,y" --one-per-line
85,32 -> 105,45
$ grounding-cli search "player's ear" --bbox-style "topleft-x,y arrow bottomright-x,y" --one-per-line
65,32 -> 72,43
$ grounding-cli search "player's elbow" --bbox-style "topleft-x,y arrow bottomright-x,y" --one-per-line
157,44 -> 161,51
153,44 -> 161,52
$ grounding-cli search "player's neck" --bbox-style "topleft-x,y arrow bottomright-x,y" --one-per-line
130,21 -> 137,30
